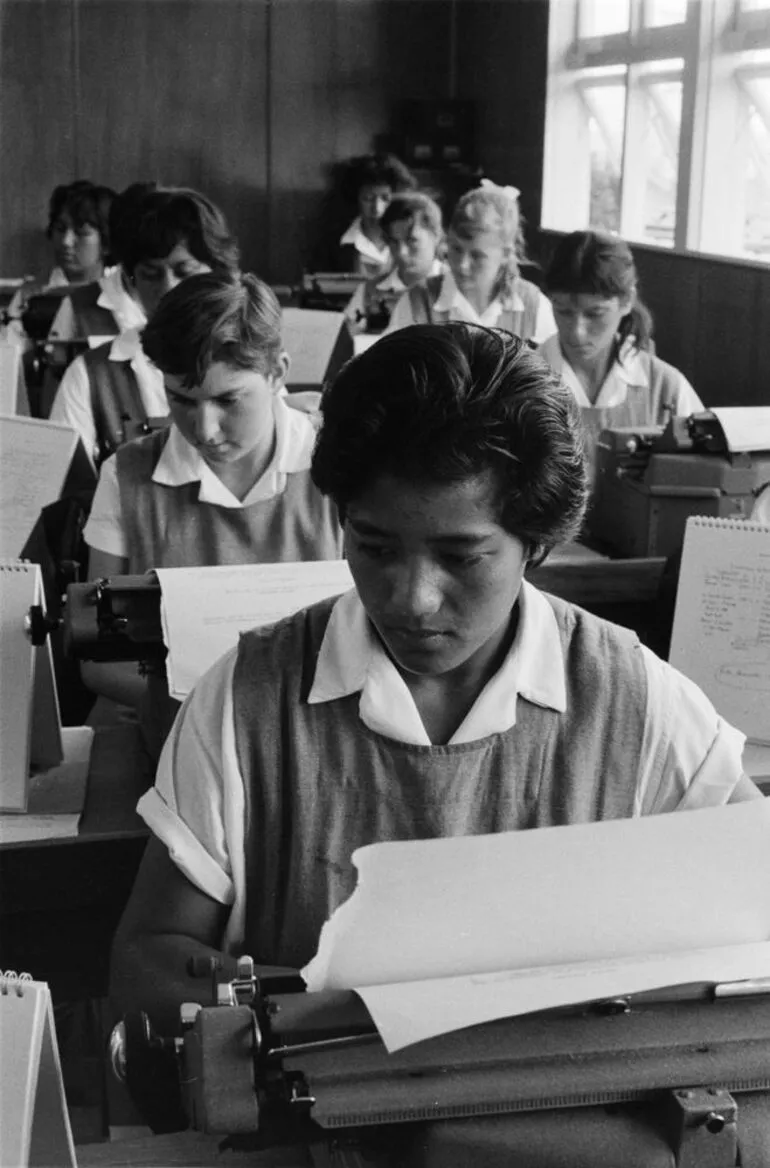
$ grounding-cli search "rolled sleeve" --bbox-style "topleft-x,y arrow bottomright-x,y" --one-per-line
50,355 -> 98,467
136,648 -> 248,948
675,372 -> 704,416
636,647 -> 749,814
82,455 -> 127,557
138,785 -> 234,905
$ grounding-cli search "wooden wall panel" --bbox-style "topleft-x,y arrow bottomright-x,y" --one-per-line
0,0 -> 77,276
268,0 -> 373,282
268,0 -> 454,284
539,231 -> 770,408
629,247 -> 767,408
74,0 -> 270,275
1,0 -> 454,285
455,0 -> 549,235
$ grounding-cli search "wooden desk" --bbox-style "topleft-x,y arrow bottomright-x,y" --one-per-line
0,725 -> 149,1000
528,545 -> 666,607
527,545 -> 671,654
77,1133 -> 309,1167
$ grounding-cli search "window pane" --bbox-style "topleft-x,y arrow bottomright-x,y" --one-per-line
743,79 -> 770,260
740,0 -> 770,11
580,0 -> 631,38
645,0 -> 688,27
582,82 -> 627,232
639,77 -> 683,247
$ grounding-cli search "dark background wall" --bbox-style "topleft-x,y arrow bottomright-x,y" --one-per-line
0,0 -> 453,284
1,0 -> 767,406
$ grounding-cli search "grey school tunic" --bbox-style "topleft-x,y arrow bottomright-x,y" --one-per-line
408,274 -> 543,341
115,427 -> 343,769
114,428 -> 342,574
83,343 -> 154,467
231,592 -> 648,969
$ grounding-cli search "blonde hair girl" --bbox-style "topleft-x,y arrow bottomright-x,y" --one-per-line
386,179 -> 555,343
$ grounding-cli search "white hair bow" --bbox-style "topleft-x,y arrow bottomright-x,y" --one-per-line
480,178 -> 521,201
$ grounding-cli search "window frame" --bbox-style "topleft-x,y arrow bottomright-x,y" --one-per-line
543,0 -> 770,263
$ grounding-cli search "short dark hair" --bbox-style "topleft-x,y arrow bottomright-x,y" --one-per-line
312,324 -> 588,559
121,187 -> 240,276
381,191 -> 443,240
544,230 -> 653,354
342,153 -> 417,204
141,271 -> 283,383
108,182 -> 160,267
47,180 -> 116,254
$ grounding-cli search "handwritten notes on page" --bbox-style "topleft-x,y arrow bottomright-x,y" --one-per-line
156,561 -> 353,699
0,415 -> 94,559
669,516 -> 770,744
303,800 -> 770,1051
711,406 -> 770,454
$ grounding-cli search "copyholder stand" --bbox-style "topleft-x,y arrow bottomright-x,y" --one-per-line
0,560 -> 62,812
0,972 -> 77,1167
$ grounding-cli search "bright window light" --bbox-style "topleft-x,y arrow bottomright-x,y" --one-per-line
582,82 -> 627,232
636,76 -> 683,246
644,0 -> 688,28
740,76 -> 770,259
543,0 -> 770,263
580,0 -> 631,38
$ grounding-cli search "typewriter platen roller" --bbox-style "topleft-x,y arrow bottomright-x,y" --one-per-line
113,956 -> 770,1167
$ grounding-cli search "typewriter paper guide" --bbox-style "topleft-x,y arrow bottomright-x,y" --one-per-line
303,799 -> 770,1051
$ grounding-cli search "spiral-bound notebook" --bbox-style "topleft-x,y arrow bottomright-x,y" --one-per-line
669,516 -> 770,745
0,972 -> 76,1167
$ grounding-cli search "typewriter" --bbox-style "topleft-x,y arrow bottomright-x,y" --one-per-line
589,410 -> 770,559
111,955 -> 770,1167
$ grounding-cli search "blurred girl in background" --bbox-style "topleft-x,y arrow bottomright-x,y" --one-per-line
386,179 -> 554,343
338,152 -> 416,278
540,230 -> 702,477
344,190 -> 444,335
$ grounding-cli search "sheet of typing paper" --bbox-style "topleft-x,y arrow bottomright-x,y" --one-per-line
711,406 -> 770,453
302,799 -> 770,1051
282,307 -> 346,386
156,561 -> 353,699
